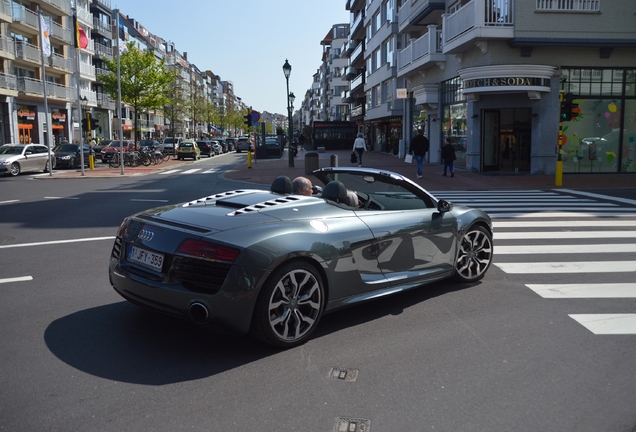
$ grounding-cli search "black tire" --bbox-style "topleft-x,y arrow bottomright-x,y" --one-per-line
251,261 -> 324,348
9,162 -> 20,176
453,225 -> 493,283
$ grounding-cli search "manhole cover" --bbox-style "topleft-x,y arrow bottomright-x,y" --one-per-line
334,417 -> 370,432
327,367 -> 359,382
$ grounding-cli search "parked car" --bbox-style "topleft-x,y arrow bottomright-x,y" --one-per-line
138,139 -> 161,150
161,137 -> 182,155
176,139 -> 200,160
52,143 -> 92,168
92,139 -> 111,160
0,143 -> 56,176
209,140 -> 222,155
225,137 -> 237,152
196,140 -> 213,157
108,167 -> 493,348
100,140 -> 135,163
235,137 -> 253,153
215,138 -> 228,153
265,137 -> 280,147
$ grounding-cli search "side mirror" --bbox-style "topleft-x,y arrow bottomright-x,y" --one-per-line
437,199 -> 453,212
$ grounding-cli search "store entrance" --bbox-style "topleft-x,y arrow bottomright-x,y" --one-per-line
482,108 -> 532,172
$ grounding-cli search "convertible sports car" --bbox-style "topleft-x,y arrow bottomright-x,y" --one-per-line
109,167 -> 493,348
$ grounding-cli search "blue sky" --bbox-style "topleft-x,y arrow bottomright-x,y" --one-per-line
115,0 -> 350,115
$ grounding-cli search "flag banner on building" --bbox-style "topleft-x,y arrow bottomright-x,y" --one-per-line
39,13 -> 51,57
73,15 -> 89,49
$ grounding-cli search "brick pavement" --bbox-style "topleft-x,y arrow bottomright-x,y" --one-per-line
39,148 -> 630,191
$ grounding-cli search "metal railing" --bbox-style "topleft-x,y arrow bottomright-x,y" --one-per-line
0,72 -> 17,91
0,34 -> 15,56
15,41 -> 40,63
93,18 -> 111,34
17,77 -> 73,100
94,43 -> 113,58
49,52 -> 73,71
42,0 -> 71,15
536,0 -> 599,11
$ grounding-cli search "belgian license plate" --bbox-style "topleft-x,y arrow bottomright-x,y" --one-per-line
128,245 -> 164,271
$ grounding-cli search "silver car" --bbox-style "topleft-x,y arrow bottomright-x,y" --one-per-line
0,144 -> 56,176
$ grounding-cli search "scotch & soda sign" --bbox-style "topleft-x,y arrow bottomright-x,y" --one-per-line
464,77 -> 550,88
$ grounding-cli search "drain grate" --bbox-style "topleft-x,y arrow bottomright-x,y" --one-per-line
327,367 -> 359,382
333,417 -> 371,432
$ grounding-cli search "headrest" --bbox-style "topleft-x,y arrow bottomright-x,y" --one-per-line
271,176 -> 292,194
322,181 -> 347,204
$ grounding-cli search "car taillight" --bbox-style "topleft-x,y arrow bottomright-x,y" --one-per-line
175,239 -> 240,263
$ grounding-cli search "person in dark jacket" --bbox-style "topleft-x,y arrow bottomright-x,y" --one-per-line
409,129 -> 429,178
441,138 -> 457,177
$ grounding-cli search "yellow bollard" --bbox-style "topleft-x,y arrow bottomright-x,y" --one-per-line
247,149 -> 252,169
89,154 -> 95,170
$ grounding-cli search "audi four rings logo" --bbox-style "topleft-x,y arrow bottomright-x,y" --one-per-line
137,230 -> 154,241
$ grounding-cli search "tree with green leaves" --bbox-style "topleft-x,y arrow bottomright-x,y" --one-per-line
98,42 -> 174,142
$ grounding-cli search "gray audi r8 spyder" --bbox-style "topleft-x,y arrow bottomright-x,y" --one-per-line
109,167 -> 493,348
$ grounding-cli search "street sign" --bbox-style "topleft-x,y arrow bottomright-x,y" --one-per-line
251,110 -> 260,123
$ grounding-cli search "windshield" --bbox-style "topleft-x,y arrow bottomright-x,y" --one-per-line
0,146 -> 24,155
54,145 -> 77,152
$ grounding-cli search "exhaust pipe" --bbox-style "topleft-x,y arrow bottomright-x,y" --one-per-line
189,302 -> 209,323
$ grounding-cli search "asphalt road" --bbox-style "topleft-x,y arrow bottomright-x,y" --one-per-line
1,155 -> 635,432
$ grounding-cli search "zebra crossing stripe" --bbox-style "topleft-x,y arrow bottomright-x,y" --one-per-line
491,212 -> 636,218
494,261 -> 636,274
496,244 -> 636,254
182,169 -> 202,174
568,314 -> 636,335
495,231 -> 636,240
159,169 -> 180,175
493,220 -> 636,228
526,283 -> 636,298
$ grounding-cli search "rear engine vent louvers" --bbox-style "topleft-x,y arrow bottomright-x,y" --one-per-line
229,196 -> 300,216
183,190 -> 249,207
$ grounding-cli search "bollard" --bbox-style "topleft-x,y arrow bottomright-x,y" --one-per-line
247,149 -> 252,168
330,154 -> 338,167
89,154 -> 94,170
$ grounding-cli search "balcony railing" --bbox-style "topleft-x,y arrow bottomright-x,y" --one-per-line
94,43 -> 113,59
0,35 -> 15,57
15,41 -> 40,63
443,0 -> 514,53
80,62 -> 96,79
77,8 -> 93,27
536,0 -> 599,11
93,18 -> 112,34
50,20 -> 72,44
12,5 -> 38,30
97,93 -> 116,109
49,52 -> 73,72
96,0 -> 111,8
0,0 -> 11,18
42,0 -> 71,15
0,72 -> 17,92
18,77 -> 73,100
350,73 -> 364,91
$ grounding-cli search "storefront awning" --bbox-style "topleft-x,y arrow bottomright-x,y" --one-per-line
210,126 -> 221,133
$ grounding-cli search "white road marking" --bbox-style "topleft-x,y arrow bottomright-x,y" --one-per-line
182,169 -> 202,174
0,276 -> 33,284
44,197 -> 80,200
495,261 -> 636,274
559,189 -> 636,207
0,200 -> 19,205
491,212 -> 636,218
158,169 -> 180,175
0,236 -> 116,249
130,199 -> 169,202
495,231 -> 636,240
526,283 -> 636,298
569,314 -> 636,335
496,244 -> 636,254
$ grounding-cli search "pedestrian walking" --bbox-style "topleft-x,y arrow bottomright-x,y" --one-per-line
352,133 -> 367,167
442,138 -> 457,177
408,129 -> 429,178
298,133 -> 305,151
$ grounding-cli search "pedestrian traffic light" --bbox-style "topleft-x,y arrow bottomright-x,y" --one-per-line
244,113 -> 252,128
560,92 -> 576,121
81,117 -> 88,131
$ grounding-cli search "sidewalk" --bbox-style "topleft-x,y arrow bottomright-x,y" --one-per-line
41,148 -> 628,191
222,148 -> 628,191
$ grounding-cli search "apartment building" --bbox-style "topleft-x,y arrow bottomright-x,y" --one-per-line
0,0 -> 247,148
339,0 -> 636,177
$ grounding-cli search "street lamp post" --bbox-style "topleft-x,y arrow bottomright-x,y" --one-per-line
283,59 -> 294,167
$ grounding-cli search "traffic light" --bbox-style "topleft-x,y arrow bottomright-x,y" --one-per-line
560,92 -> 577,121
81,117 -> 88,131
244,113 -> 252,128
89,114 -> 99,132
